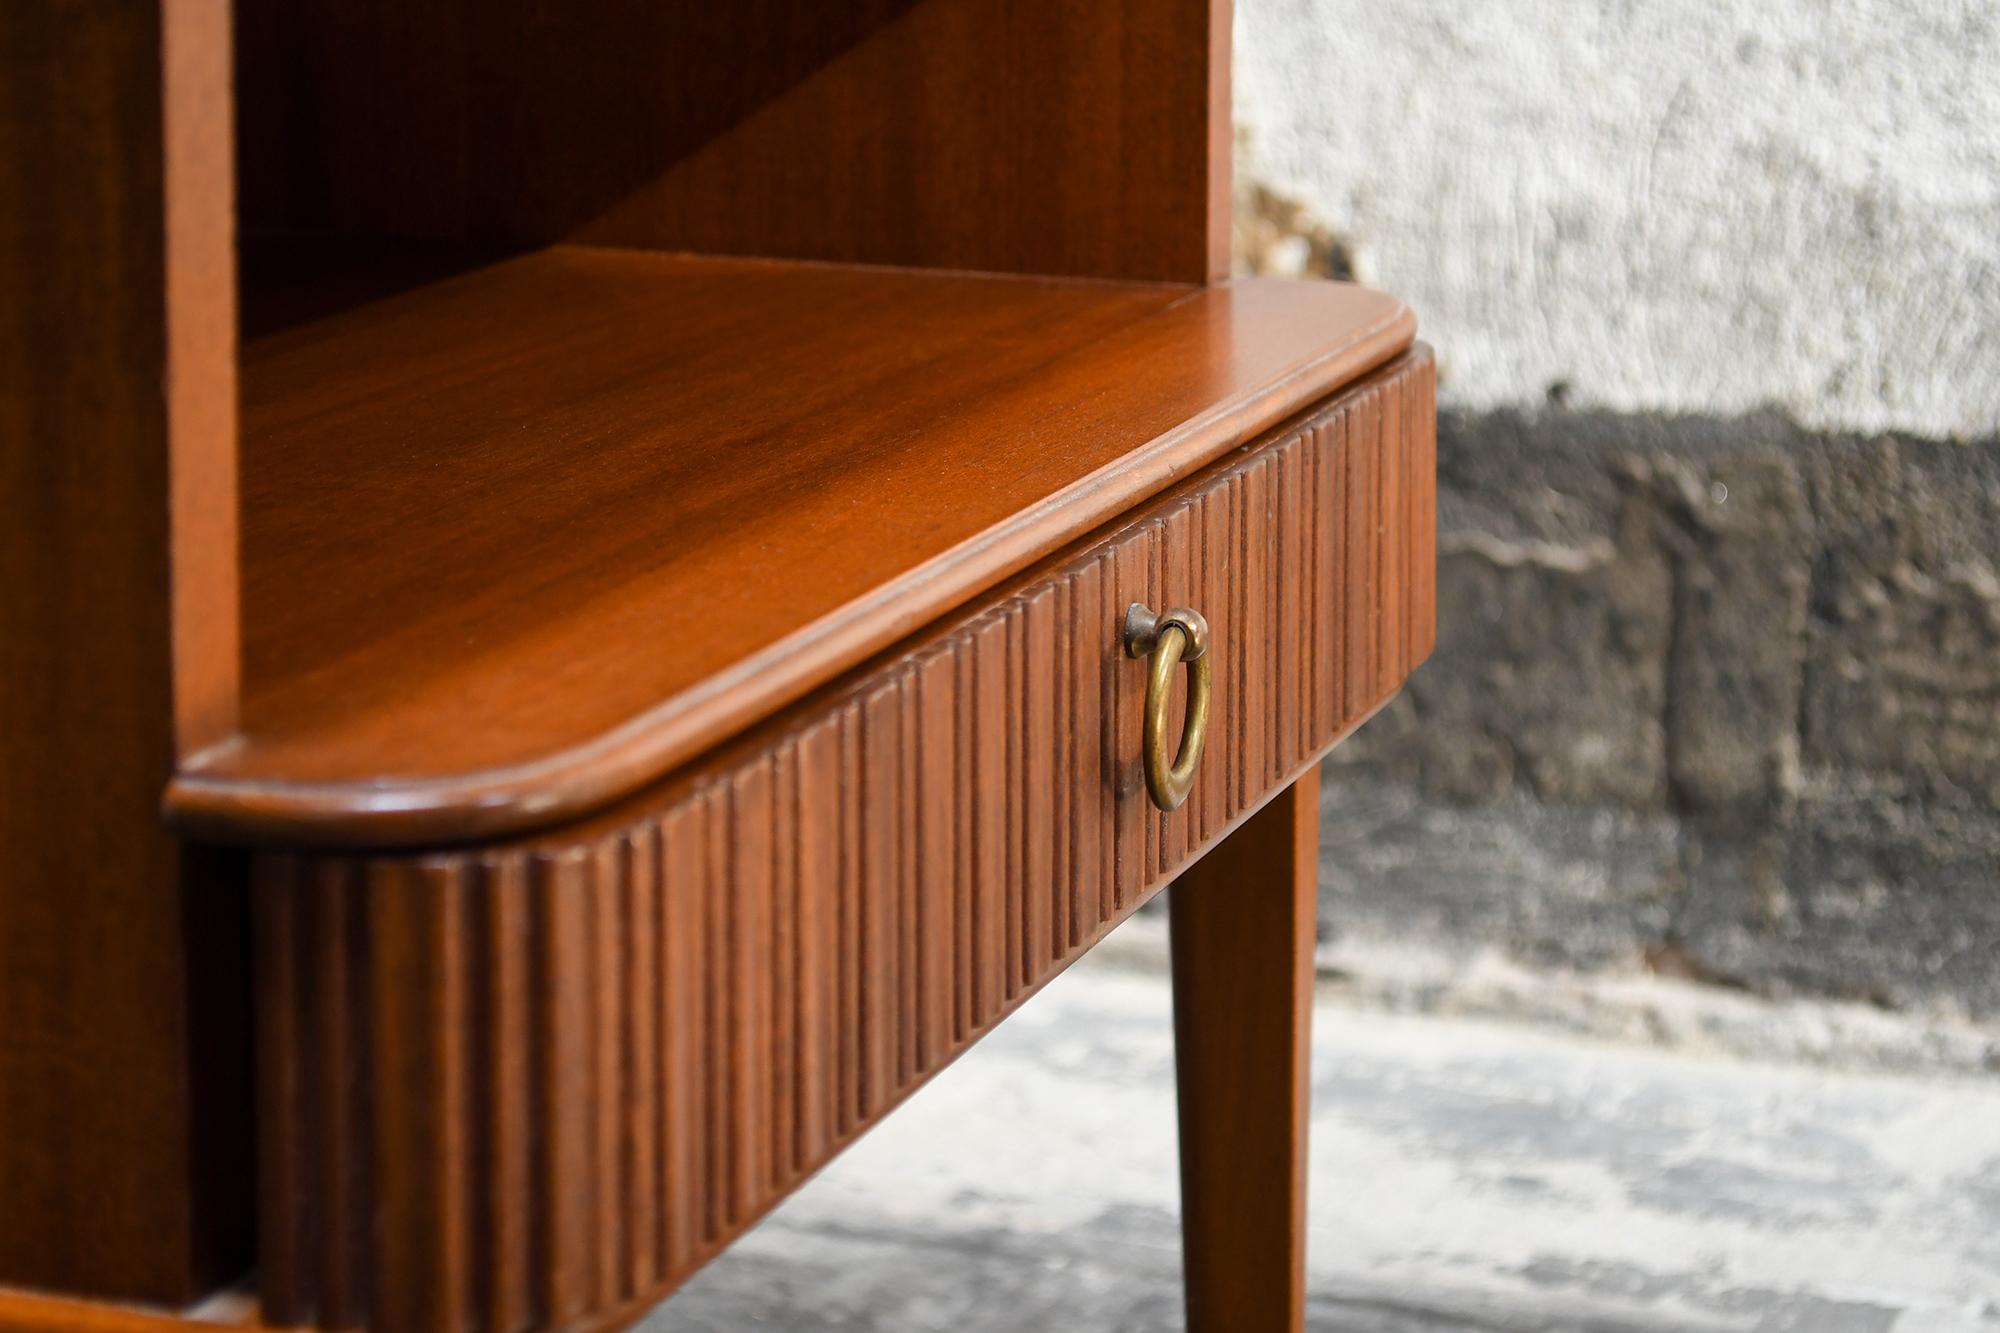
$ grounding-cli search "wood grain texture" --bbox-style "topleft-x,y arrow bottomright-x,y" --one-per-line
235,0 -> 1230,282
256,349 -> 1434,1333
167,249 -> 1414,845
1170,767 -> 1319,1332
0,0 -> 249,1303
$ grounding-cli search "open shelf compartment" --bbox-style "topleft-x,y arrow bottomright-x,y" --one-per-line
170,243 -> 1412,845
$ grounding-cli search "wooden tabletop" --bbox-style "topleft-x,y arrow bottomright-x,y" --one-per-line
166,246 -> 1412,845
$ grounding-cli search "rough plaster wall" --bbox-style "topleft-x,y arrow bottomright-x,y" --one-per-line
1235,0 -> 2000,439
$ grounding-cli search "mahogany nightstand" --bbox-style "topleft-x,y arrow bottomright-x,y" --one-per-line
0,4 -> 1434,1331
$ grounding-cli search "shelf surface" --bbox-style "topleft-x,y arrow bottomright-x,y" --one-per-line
168,246 -> 1412,845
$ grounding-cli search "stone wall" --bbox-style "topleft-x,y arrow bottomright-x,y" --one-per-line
1321,407 -> 2000,1016
1232,0 -> 2000,1018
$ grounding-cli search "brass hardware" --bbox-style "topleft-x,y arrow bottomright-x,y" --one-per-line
1123,603 -> 1213,812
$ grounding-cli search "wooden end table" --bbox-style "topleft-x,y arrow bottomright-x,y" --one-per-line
0,4 -> 1434,1330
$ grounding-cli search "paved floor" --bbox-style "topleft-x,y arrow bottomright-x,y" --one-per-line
646,932 -> 2000,1332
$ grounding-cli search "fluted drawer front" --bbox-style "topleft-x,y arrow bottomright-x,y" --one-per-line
255,345 -> 1435,1333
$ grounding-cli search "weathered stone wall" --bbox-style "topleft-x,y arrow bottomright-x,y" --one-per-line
1321,409 -> 2000,1016
1232,0 -> 2000,1017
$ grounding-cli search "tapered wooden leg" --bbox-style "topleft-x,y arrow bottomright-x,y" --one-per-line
1169,766 -> 1319,1332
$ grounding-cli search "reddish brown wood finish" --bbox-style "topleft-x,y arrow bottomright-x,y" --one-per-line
254,350 -> 1434,1333
0,1287 -> 256,1333
0,0 -> 250,1304
1,3 -> 1438,1325
1170,767 -> 1320,1333
166,249 -> 1414,846
235,0 -> 1232,282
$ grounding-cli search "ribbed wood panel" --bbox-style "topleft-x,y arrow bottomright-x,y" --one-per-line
255,346 -> 1435,1333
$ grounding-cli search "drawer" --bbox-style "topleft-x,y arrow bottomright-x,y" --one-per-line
254,345 -> 1435,1333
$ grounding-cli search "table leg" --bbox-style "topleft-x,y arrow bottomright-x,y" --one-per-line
1168,765 -> 1318,1332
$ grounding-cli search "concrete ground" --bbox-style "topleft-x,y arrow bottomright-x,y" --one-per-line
645,923 -> 2000,1332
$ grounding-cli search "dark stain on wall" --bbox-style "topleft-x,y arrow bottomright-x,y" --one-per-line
1321,406 -> 2000,1017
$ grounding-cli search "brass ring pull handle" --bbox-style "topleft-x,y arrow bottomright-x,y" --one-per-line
1123,603 -> 1213,813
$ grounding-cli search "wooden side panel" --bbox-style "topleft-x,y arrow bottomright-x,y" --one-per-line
255,349 -> 1435,1332
0,0 -> 245,1305
235,0 -> 1229,283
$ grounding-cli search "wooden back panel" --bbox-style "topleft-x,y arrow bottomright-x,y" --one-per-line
236,0 -> 1231,282
0,1 -> 249,1304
